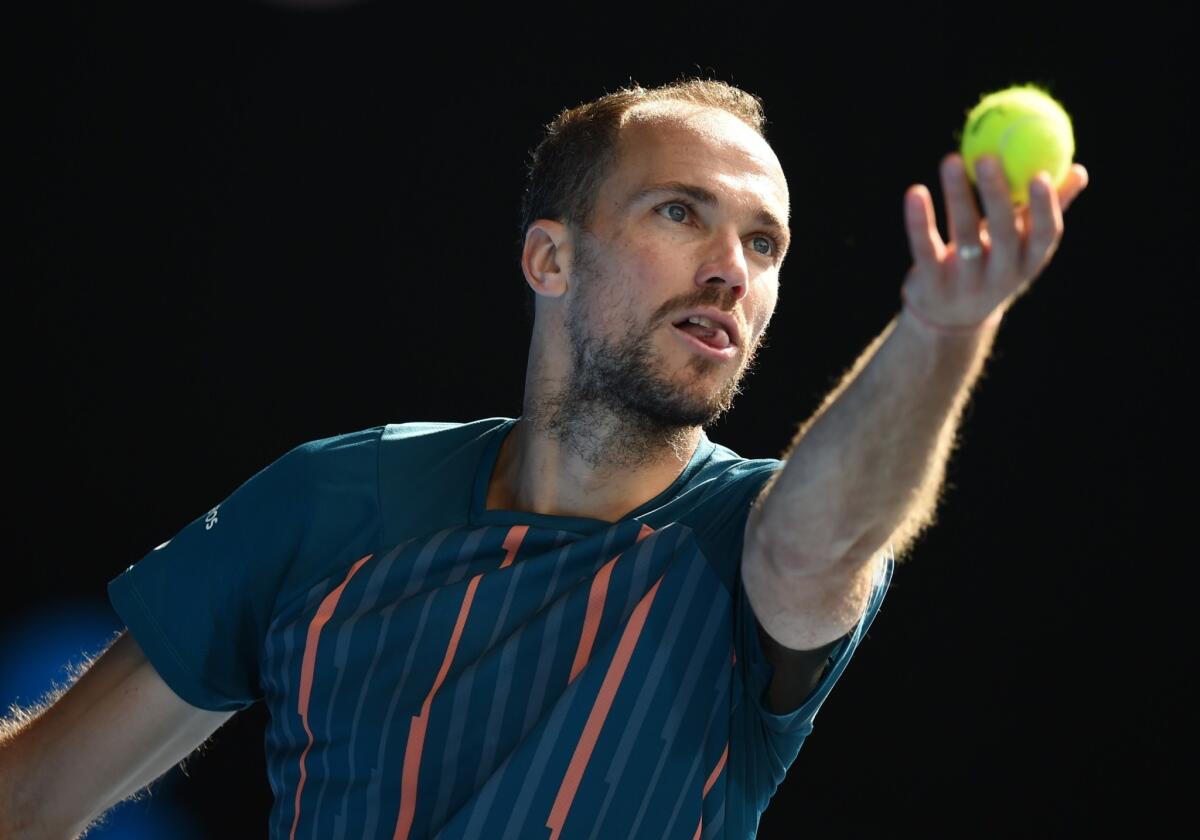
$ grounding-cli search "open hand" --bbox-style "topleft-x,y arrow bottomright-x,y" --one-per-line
900,152 -> 1090,331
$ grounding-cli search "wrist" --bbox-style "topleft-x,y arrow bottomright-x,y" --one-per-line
899,285 -> 1005,339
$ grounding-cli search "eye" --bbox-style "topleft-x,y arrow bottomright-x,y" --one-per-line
749,235 -> 776,256
658,201 -> 690,223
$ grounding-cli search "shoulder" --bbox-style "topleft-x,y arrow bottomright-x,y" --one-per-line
690,436 -> 784,501
293,424 -> 387,458
643,439 -> 785,585
292,419 -> 507,472
380,417 -> 511,446
633,434 -> 785,530
281,420 -> 505,503
377,416 -> 512,473
274,425 -> 388,489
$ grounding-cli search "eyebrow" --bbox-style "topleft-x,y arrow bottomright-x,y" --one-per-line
628,180 -> 791,254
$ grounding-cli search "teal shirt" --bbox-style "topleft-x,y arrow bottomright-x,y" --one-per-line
109,417 -> 891,839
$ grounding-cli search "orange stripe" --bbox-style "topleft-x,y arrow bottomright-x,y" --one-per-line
702,742 -> 728,797
691,742 -> 729,840
546,574 -> 664,840
393,573 -> 484,840
288,552 -> 374,840
289,725 -> 316,840
570,524 -> 653,684
569,555 -> 617,684
499,524 -> 528,569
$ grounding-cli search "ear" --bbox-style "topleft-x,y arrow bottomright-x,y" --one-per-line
521,220 -> 570,299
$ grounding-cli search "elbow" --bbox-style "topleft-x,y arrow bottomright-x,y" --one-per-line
746,513 -> 845,579
745,502 -> 861,578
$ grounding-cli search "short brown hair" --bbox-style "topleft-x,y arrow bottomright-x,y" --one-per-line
516,78 -> 768,317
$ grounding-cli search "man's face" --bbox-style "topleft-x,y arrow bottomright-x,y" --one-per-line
559,104 -> 790,430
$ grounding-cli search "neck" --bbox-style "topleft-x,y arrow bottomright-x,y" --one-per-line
486,394 -> 702,524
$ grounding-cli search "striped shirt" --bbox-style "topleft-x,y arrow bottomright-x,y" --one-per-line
109,417 -> 891,839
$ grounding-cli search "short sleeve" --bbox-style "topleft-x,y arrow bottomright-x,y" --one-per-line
684,459 -> 784,586
107,428 -> 382,711
737,548 -> 893,735
727,545 -> 893,825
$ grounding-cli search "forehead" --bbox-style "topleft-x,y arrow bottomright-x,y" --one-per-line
600,103 -> 790,222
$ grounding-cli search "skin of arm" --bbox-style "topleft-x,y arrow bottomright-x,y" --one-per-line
741,305 -> 1002,651
741,151 -> 1088,651
0,630 -> 234,839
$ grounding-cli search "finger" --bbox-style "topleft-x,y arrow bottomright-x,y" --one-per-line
1059,163 -> 1089,212
973,155 -> 1020,270
1013,206 -> 1030,240
904,184 -> 947,266
1024,172 -> 1064,273
940,153 -> 983,254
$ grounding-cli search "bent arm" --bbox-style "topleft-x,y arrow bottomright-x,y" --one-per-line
0,629 -> 235,839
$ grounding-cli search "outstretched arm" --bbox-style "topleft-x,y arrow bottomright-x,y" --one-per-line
742,152 -> 1089,651
0,630 -> 235,839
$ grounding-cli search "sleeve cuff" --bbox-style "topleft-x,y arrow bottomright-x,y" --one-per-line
108,573 -> 243,712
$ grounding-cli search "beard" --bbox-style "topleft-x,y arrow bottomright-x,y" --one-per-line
524,231 -> 765,471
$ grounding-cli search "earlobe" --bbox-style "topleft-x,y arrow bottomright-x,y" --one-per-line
521,220 -> 569,299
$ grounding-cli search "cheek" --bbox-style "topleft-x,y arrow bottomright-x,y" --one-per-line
581,275 -> 636,338
598,259 -> 655,321
634,245 -> 665,271
624,239 -> 673,283
752,283 -> 780,339
579,236 -> 671,336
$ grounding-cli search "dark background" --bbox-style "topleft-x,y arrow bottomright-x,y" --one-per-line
9,2 -> 1191,836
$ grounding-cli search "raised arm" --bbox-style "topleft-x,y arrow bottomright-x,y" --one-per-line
743,152 -> 1088,649
0,629 -> 235,839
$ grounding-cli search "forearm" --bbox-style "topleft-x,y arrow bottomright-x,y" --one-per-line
1,701 -> 48,837
0,691 -> 88,838
751,305 -> 1002,574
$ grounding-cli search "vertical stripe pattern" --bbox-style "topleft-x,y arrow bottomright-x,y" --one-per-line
288,552 -> 374,840
392,525 -> 529,840
547,574 -> 663,840
250,511 -> 880,839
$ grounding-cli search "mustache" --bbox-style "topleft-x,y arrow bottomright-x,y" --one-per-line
656,288 -> 740,323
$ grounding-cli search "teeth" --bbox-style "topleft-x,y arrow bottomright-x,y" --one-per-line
686,316 -> 718,329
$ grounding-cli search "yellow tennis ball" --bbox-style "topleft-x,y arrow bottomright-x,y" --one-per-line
958,84 -> 1075,207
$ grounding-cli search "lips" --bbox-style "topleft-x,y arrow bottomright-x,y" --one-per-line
669,321 -> 738,360
670,308 -> 741,349
674,319 -> 731,349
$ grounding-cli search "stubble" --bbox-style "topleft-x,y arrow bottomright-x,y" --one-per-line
524,233 -> 764,471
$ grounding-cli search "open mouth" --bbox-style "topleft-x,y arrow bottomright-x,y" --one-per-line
672,317 -> 732,350
670,319 -> 737,359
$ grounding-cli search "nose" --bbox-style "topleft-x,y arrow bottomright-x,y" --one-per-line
696,229 -> 749,301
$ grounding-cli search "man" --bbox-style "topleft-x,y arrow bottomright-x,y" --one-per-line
0,78 -> 1088,838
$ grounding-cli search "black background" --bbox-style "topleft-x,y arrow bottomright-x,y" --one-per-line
10,2 -> 1191,836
